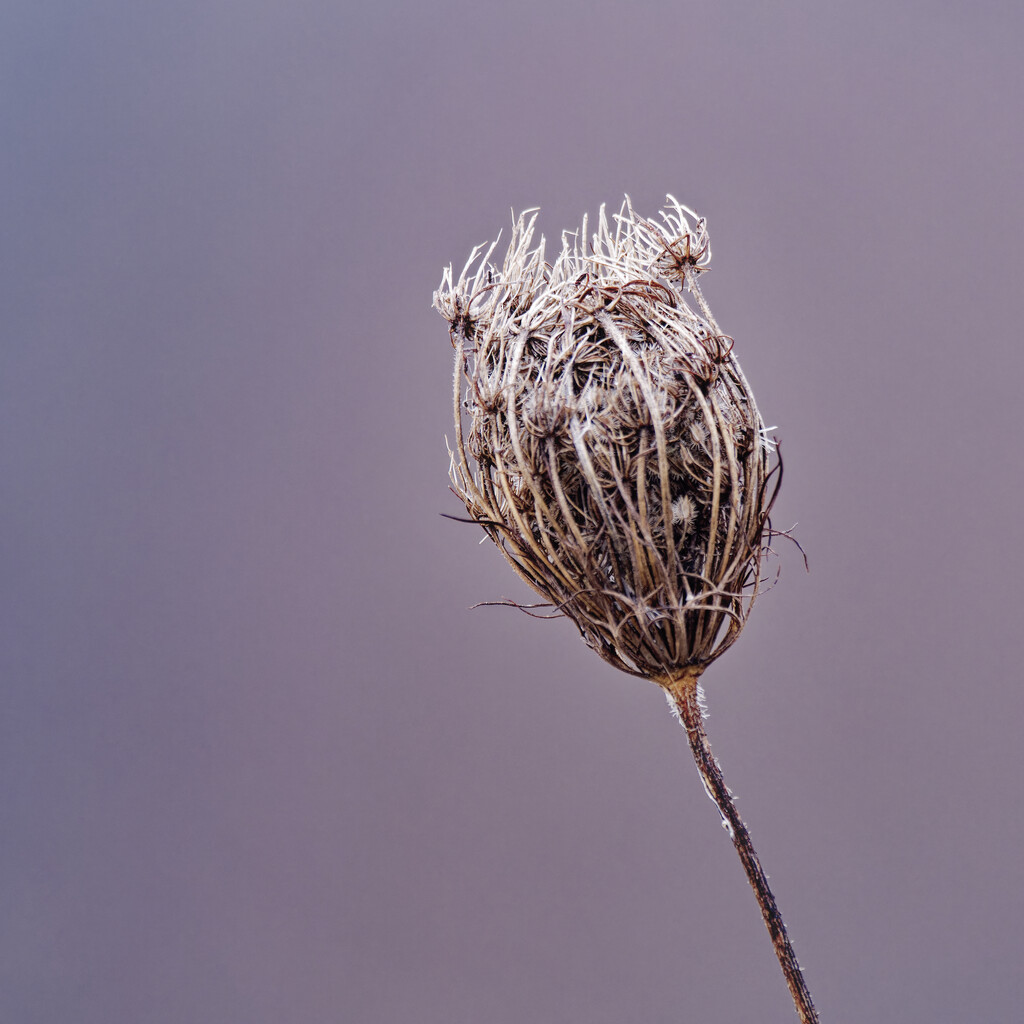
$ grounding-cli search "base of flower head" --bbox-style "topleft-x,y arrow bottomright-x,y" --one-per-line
655,663 -> 705,695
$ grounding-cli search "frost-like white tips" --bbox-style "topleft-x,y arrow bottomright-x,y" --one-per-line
671,494 -> 698,536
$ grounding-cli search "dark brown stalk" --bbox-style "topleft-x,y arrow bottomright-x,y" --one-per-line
665,670 -> 819,1024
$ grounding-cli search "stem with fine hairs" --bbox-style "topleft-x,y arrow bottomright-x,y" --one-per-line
664,670 -> 820,1024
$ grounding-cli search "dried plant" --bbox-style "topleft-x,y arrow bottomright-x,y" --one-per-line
435,197 -> 819,1023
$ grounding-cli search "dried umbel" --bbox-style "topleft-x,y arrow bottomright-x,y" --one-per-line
435,196 -> 779,681
435,198 -> 819,1023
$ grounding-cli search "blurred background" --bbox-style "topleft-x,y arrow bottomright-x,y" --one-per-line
3,1 -> 1023,1021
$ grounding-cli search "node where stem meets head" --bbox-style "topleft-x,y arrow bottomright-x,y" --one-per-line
434,196 -> 781,683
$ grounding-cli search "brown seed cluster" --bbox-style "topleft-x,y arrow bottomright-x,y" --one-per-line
435,197 -> 780,681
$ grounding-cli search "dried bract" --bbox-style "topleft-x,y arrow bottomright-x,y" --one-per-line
434,197 -> 780,682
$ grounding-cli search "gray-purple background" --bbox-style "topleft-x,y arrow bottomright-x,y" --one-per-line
3,2 -> 1023,1021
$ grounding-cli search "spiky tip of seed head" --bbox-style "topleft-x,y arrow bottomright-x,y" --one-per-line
435,196 -> 780,681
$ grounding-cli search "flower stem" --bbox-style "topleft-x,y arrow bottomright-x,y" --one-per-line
665,671 -> 820,1023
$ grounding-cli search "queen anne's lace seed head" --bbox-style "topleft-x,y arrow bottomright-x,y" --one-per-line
435,196 -> 780,682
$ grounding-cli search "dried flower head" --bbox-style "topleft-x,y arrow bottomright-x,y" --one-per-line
434,196 -> 780,683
